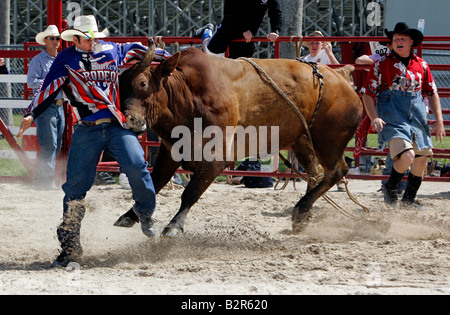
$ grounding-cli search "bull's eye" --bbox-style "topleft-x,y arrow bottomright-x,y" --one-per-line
140,81 -> 147,89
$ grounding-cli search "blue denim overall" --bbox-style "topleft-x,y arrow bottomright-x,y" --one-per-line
376,89 -> 432,152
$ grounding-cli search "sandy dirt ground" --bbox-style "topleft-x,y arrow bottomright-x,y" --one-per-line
0,178 -> 449,295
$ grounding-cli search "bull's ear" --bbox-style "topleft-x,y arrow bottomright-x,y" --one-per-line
157,52 -> 181,77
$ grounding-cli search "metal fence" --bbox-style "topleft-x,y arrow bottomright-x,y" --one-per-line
1,35 -> 450,181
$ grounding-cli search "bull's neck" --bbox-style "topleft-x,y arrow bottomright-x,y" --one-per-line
152,78 -> 195,143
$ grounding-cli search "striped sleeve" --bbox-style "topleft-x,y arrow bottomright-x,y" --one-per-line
24,76 -> 67,117
118,42 -> 172,66
24,50 -> 71,117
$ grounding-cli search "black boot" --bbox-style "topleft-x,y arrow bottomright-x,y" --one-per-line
51,202 -> 86,268
401,173 -> 423,206
383,168 -> 405,205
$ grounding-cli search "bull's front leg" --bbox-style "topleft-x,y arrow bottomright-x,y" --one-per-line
114,144 -> 181,228
161,161 -> 227,238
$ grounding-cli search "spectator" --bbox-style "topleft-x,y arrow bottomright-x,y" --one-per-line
26,25 -> 65,190
302,31 -> 339,65
0,58 -> 10,74
193,0 -> 282,59
361,22 -> 445,206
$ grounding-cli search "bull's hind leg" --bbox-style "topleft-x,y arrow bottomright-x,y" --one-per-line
291,154 -> 349,231
161,161 -> 228,238
291,136 -> 323,192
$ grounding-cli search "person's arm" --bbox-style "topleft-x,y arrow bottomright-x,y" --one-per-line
361,63 -> 385,132
18,82 -> 66,137
355,55 -> 375,65
421,60 -> 445,142
427,93 -> 445,142
362,94 -> 385,133
268,0 -> 283,35
26,57 -> 45,89
18,53 -> 70,136
322,43 -> 339,65
118,41 -> 171,65
267,32 -> 279,42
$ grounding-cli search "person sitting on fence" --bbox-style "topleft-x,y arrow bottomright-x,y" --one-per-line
192,0 -> 282,59
361,22 -> 445,206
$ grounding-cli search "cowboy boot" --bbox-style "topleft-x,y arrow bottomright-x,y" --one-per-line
401,173 -> 423,206
382,168 -> 405,205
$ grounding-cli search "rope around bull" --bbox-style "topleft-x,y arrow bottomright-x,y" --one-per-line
238,57 -> 370,217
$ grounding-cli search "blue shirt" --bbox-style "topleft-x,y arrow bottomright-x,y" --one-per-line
27,49 -> 64,99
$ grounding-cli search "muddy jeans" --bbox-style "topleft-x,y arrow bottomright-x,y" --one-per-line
58,122 -> 156,254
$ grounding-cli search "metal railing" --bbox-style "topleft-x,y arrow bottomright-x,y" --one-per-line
1,35 -> 449,183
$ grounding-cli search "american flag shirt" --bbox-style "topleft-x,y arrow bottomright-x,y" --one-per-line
25,41 -> 171,128
361,51 -> 437,99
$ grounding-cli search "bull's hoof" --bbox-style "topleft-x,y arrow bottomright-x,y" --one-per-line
113,210 -> 139,228
161,226 -> 183,238
292,209 -> 313,233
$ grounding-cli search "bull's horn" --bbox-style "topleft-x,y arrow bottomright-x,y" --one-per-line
138,38 -> 156,70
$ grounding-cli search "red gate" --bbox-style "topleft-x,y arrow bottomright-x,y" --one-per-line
1,35 -> 449,183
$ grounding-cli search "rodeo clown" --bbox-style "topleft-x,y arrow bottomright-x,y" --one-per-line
18,15 -> 171,267
361,22 -> 445,207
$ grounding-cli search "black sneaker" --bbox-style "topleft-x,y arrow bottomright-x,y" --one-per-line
191,23 -> 215,38
141,217 -> 157,237
382,184 -> 398,205
94,172 -> 116,185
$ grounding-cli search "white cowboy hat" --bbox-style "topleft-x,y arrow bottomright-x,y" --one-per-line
35,25 -> 61,45
61,15 -> 108,41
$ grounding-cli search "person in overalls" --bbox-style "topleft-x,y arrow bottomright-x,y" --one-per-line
361,22 -> 445,206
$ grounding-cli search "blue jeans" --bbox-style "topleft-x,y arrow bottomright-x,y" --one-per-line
34,103 -> 64,187
59,122 -> 156,253
376,89 -> 432,151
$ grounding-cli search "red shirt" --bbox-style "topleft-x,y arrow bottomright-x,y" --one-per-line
362,52 -> 437,99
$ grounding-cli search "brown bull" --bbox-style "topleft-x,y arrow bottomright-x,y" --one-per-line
114,44 -> 362,237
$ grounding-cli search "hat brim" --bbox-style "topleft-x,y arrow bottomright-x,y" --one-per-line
384,28 -> 423,47
35,32 -> 61,45
61,29 -> 107,41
